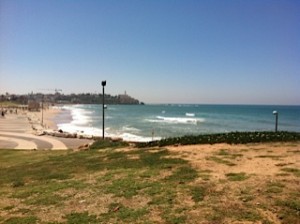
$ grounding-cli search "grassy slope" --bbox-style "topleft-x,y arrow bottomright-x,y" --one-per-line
0,102 -> 21,107
0,146 -> 299,224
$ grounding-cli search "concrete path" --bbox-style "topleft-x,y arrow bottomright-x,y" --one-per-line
0,135 -> 37,149
0,131 -> 68,150
0,113 -> 91,150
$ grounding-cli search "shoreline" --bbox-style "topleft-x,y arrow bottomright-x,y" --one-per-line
1,105 -> 300,150
22,104 -> 300,145
44,104 -> 300,142
28,107 -> 60,130
32,106 -> 300,145
28,106 -> 101,142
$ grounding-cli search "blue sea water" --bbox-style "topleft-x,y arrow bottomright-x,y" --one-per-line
56,104 -> 300,142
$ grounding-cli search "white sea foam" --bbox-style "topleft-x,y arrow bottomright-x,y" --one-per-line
57,123 -> 159,142
122,126 -> 141,133
57,123 -> 103,136
185,113 -> 195,117
59,105 -> 92,126
57,105 -> 98,136
119,133 -> 161,142
71,109 -> 92,125
56,106 -> 157,142
147,116 -> 205,125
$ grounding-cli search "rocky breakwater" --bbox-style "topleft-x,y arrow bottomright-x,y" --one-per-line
43,129 -> 78,138
27,113 -> 44,135
27,112 -> 87,139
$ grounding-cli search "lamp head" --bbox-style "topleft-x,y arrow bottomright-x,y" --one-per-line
273,110 -> 278,115
101,80 -> 106,87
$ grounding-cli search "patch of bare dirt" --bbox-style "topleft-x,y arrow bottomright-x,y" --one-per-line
167,142 -> 300,179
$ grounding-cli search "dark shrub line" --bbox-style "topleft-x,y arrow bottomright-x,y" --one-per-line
136,131 -> 300,148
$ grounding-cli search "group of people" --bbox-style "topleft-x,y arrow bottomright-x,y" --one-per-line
1,108 -> 18,117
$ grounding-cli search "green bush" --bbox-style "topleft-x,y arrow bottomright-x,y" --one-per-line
136,131 -> 300,148
89,139 -> 129,150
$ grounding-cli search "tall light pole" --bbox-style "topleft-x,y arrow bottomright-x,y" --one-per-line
41,95 -> 44,127
101,81 -> 106,139
273,110 -> 278,132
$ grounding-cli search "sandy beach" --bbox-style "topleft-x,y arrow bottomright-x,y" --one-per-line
0,107 -> 92,150
29,107 -> 61,130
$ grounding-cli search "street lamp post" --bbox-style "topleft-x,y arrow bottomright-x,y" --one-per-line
41,95 -> 44,127
273,111 -> 278,132
101,81 -> 106,139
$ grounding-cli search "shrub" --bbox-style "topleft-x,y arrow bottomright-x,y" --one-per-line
136,131 -> 300,148
89,139 -> 129,150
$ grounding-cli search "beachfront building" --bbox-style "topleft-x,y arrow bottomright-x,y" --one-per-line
28,100 -> 40,111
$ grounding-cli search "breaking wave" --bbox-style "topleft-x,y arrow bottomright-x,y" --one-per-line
147,116 -> 205,124
185,113 -> 195,117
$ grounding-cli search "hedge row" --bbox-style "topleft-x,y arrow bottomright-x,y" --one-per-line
135,131 -> 300,148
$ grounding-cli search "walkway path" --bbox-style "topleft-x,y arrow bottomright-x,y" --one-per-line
0,113 -> 91,150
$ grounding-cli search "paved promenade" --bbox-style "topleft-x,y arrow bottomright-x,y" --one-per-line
0,113 -> 92,150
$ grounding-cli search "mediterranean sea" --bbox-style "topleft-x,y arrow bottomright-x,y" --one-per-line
55,104 -> 300,142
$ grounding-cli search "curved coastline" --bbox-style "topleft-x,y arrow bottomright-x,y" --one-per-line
38,104 -> 300,145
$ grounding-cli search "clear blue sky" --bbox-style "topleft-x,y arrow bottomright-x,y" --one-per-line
1,0 -> 299,104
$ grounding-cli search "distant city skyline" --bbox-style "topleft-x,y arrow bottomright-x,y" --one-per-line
1,0 -> 299,105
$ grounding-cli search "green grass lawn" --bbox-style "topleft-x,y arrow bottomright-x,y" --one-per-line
0,146 -> 299,224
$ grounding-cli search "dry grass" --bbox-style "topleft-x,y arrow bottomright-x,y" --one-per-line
0,142 -> 299,223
